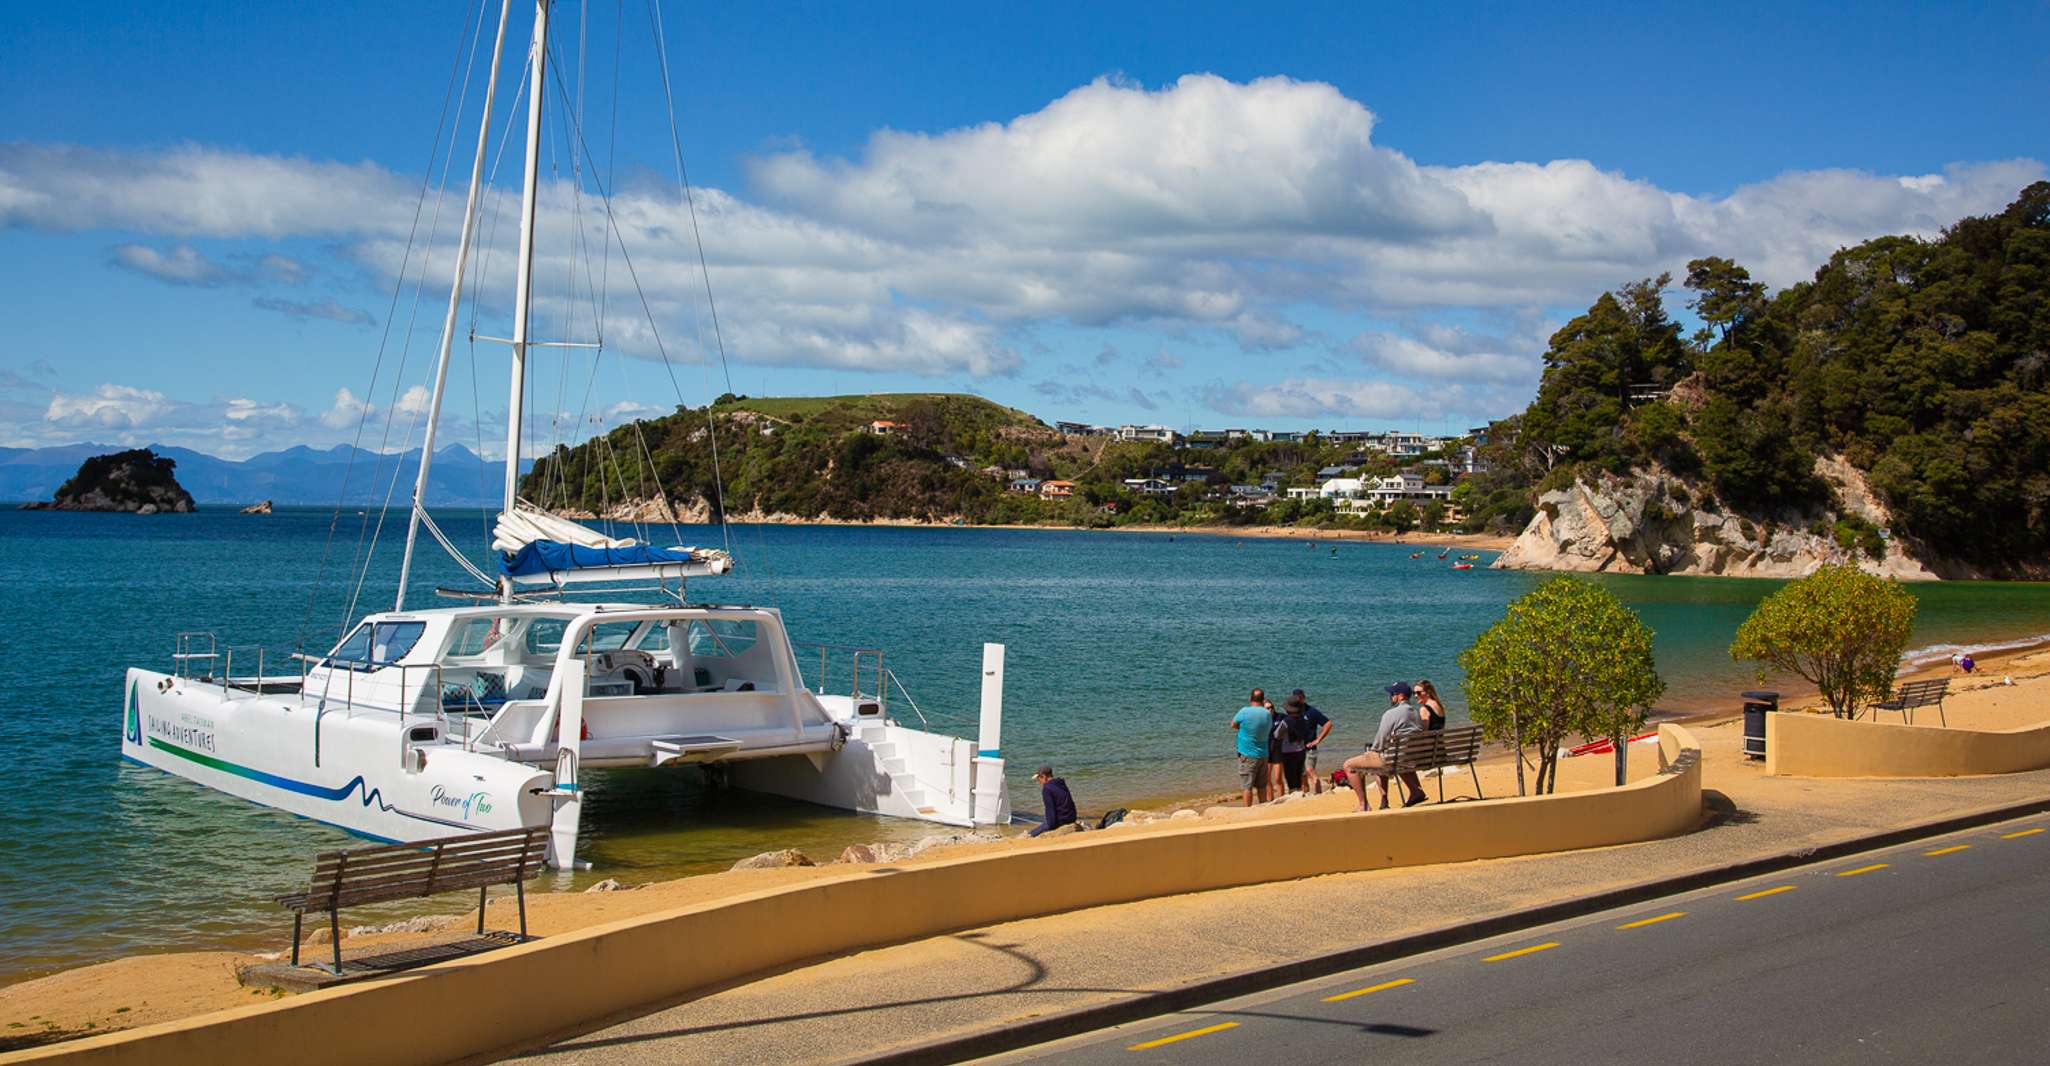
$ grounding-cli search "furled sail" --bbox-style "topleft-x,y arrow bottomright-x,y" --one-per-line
493,503 -> 732,584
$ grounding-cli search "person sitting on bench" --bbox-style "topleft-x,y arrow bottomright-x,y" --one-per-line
1343,682 -> 1428,812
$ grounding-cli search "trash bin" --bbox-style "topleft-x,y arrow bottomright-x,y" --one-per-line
1742,690 -> 1780,759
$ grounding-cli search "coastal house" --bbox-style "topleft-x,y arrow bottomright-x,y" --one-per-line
1183,431 -> 1230,450
1318,477 -> 1365,499
865,420 -> 900,436
1316,464 -> 1361,479
981,465 -> 1008,480
1285,487 -> 1321,501
1009,477 -> 1044,494
1366,473 -> 1454,503
1122,477 -> 1176,496
1039,480 -> 1076,499
1113,424 -> 1181,445
944,455 -> 971,469
1055,421 -> 1107,436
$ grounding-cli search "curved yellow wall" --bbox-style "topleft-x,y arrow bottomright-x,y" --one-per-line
8,725 -> 1702,1066
1766,711 -> 2050,778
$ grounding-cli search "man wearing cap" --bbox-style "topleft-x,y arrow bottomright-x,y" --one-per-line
1028,764 -> 1078,837
1342,682 -> 1428,811
1285,690 -> 1334,794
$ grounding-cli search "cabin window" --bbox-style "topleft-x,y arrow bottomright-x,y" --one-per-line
447,617 -> 512,657
634,623 -> 671,652
583,621 -> 640,652
370,622 -> 426,663
524,618 -> 569,655
328,621 -> 426,667
686,619 -> 758,658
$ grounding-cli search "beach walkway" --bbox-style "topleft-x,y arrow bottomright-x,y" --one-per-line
505,720 -> 2050,1065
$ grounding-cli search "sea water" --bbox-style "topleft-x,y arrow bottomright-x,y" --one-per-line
3,507 -> 2048,978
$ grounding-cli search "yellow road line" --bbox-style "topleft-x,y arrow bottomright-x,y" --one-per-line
1127,1022 -> 1238,1051
1836,863 -> 1890,877
1617,911 -> 1686,930
1323,978 -> 1414,1003
2002,828 -> 2044,840
1924,844 -> 1972,856
1736,885 -> 1796,901
1483,942 -> 1560,962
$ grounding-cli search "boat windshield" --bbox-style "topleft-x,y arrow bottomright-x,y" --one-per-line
328,621 -> 427,667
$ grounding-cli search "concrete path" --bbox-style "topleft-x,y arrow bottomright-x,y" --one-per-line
503,727 -> 2050,1066
994,812 -> 2050,1064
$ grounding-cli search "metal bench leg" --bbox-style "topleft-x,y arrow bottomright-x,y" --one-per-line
1470,762 -> 1484,800
329,908 -> 343,974
1436,765 -> 1445,803
291,912 -> 302,967
1937,701 -> 1946,728
478,885 -> 488,935
516,877 -> 528,940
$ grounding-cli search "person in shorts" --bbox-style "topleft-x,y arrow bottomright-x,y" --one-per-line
1285,690 -> 1334,794
1231,688 -> 1274,805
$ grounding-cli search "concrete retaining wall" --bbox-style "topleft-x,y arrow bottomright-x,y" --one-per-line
1767,711 -> 2050,778
7,724 -> 1703,1066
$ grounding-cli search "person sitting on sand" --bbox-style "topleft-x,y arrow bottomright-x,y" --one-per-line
1285,690 -> 1334,794
1232,688 -> 1274,805
1342,682 -> 1428,812
1029,764 -> 1078,837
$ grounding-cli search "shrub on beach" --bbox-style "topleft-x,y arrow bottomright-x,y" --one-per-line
1459,577 -> 1665,794
1729,563 -> 1917,718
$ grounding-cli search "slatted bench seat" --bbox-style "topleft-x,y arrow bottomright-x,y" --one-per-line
1385,725 -> 1486,802
278,825 -> 546,974
1865,677 -> 1949,726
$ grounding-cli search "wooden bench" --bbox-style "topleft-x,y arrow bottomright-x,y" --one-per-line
1865,677 -> 1949,726
1385,725 -> 1486,802
278,825 -> 547,974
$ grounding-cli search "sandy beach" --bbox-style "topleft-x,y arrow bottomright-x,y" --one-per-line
6,636 -> 2045,1050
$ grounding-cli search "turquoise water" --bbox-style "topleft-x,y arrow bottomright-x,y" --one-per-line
3,507 -> 2048,979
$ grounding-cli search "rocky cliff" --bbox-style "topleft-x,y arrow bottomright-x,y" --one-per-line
21,449 -> 197,514
1492,456 -> 1962,581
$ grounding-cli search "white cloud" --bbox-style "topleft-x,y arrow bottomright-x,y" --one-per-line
108,243 -> 227,286
2,78 -> 2041,415
1203,377 -> 1436,420
319,387 -> 373,430
45,384 -> 177,429
223,397 -> 300,424
251,296 -> 376,326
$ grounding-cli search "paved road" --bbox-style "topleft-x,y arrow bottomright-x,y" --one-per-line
984,815 -> 2050,1065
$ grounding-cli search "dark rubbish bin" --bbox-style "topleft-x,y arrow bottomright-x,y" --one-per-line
1742,690 -> 1780,760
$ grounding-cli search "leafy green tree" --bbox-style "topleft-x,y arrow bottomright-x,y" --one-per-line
1459,577 -> 1665,794
1386,500 -> 1419,534
1729,564 -> 1918,718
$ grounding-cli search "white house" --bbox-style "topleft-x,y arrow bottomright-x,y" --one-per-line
1318,477 -> 1365,499
1113,424 -> 1181,445
1122,477 -> 1176,495
1366,473 -> 1453,503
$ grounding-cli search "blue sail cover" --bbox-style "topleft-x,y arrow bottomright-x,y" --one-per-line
500,539 -> 704,577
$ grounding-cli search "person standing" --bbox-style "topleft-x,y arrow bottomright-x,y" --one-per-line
1028,765 -> 1078,837
1231,688 -> 1274,806
1342,682 -> 1428,811
1271,698 -> 1312,795
1286,690 -> 1334,794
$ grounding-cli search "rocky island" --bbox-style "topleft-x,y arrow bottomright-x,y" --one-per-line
20,448 -> 197,514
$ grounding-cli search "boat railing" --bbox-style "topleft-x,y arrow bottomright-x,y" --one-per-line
882,667 -> 932,731
792,642 -> 890,708
220,645 -> 268,701
172,631 -> 218,681
291,653 -> 481,760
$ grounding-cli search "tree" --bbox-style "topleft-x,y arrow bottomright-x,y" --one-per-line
1729,564 -> 1917,718
1459,578 -> 1665,794
1386,500 -> 1419,534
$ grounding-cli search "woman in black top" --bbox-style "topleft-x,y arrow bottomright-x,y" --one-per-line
1415,679 -> 1447,731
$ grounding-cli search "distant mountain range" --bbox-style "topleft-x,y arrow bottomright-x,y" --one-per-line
0,442 -> 530,507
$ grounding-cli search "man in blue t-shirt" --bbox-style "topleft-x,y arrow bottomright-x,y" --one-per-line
1230,687 -> 1275,806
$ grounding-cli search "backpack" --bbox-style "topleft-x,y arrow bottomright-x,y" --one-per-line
1272,713 -> 1310,754
1096,807 -> 1129,830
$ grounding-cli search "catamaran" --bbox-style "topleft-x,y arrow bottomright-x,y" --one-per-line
118,0 -> 1010,869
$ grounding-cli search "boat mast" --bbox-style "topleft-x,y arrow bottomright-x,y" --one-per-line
500,0 -> 552,604
395,0 -> 515,612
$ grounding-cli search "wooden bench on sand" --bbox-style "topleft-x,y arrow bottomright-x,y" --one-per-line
278,825 -> 546,974
1864,677 -> 1949,727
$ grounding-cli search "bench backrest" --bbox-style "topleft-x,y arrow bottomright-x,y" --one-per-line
1891,678 -> 1949,706
296,826 -> 547,911
1389,726 -> 1484,773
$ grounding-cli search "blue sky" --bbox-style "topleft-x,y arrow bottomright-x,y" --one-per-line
3,0 -> 2045,457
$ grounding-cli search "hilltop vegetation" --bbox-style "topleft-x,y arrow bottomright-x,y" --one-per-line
21,448 -> 196,514
523,393 -> 1469,531
1483,181 -> 2050,574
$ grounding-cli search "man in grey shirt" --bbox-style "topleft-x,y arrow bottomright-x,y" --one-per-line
1343,681 -> 1428,811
